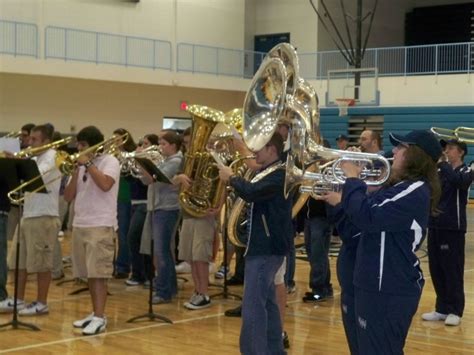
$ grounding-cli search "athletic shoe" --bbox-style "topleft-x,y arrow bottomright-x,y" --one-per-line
82,316 -> 107,335
224,305 -> 242,317
184,292 -> 199,308
303,292 -> 327,303
421,311 -> 448,321
0,298 -> 25,313
287,285 -> 297,294
175,261 -> 191,274
18,301 -> 49,316
125,278 -> 144,286
282,331 -> 290,349
152,295 -> 171,305
445,314 -> 461,326
73,312 -> 95,328
214,265 -> 229,279
184,294 -> 211,310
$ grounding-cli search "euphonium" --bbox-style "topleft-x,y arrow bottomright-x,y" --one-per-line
179,105 -> 228,218
119,145 -> 163,178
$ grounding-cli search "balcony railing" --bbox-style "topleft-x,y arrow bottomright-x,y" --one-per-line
44,26 -> 172,70
0,20 -> 38,58
177,42 -> 265,78
2,20 -> 473,80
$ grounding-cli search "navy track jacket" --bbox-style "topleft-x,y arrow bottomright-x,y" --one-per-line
429,162 -> 474,232
342,178 -> 431,296
230,161 -> 292,257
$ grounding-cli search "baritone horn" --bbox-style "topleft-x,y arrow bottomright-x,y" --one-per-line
8,133 -> 128,204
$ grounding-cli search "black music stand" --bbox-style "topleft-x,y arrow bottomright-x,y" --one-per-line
127,158 -> 172,324
0,158 -> 46,331
210,192 -> 242,301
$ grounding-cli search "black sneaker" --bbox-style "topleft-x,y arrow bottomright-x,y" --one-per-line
185,294 -> 211,310
282,331 -> 290,349
224,305 -> 242,317
302,292 -> 327,302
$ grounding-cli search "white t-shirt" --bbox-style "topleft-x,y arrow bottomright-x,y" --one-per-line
23,149 -> 60,218
72,154 -> 120,228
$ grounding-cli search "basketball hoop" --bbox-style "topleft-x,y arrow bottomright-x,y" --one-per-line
335,98 -> 355,117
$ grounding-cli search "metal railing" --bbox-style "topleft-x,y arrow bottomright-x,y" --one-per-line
44,26 -> 172,70
0,19 -> 38,58
300,42 -> 474,79
177,42 -> 266,78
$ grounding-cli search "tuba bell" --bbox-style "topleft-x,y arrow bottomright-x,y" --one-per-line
179,105 -> 229,217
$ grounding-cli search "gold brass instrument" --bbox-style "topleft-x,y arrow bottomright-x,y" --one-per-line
7,133 -> 128,204
119,145 -> 163,178
2,130 -> 22,138
13,136 -> 73,159
179,105 -> 229,217
431,126 -> 474,143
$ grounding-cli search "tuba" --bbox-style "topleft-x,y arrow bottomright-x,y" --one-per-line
179,105 -> 229,217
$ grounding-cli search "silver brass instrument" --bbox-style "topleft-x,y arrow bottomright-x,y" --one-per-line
119,145 -> 163,178
431,126 -> 474,143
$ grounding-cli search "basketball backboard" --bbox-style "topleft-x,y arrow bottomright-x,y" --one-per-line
326,68 -> 379,106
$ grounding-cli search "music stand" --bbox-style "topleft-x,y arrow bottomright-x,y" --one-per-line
210,193 -> 242,301
127,158 -> 172,324
0,158 -> 46,331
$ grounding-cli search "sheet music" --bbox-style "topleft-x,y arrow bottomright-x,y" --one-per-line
0,138 -> 20,153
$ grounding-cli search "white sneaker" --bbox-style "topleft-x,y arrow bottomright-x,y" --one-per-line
73,312 -> 95,328
82,316 -> 107,335
175,261 -> 191,274
0,298 -> 25,313
18,301 -> 49,316
445,314 -> 461,326
421,311 -> 447,321
183,292 -> 199,308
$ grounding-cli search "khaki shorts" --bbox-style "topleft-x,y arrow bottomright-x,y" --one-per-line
72,226 -> 116,279
14,216 -> 60,273
178,217 -> 215,262
274,256 -> 287,285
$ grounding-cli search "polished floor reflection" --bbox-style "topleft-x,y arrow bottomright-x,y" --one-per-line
0,208 -> 473,354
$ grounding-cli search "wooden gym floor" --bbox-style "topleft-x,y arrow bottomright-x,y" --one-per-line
0,209 -> 473,354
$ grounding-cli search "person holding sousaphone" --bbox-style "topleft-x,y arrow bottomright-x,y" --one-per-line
219,132 -> 292,355
0,124 -> 62,316
64,126 -> 121,335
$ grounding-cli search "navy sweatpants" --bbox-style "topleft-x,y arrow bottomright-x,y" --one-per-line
354,287 -> 421,355
427,228 -> 466,317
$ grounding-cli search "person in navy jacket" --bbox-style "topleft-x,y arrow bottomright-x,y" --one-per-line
321,130 -> 442,354
422,139 -> 474,326
219,132 -> 292,355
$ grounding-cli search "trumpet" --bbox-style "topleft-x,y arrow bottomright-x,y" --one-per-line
431,126 -> 474,143
8,133 -> 128,204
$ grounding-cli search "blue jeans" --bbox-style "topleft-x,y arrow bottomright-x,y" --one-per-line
240,255 -> 286,355
304,216 -> 331,293
153,209 -> 179,300
285,241 -> 295,288
116,201 -> 131,274
127,204 -> 149,282
0,214 -> 7,300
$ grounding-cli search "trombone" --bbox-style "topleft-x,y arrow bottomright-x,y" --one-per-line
2,130 -> 22,138
7,133 -> 128,204
431,126 -> 474,143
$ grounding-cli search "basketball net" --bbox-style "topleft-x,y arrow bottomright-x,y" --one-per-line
335,98 -> 355,117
